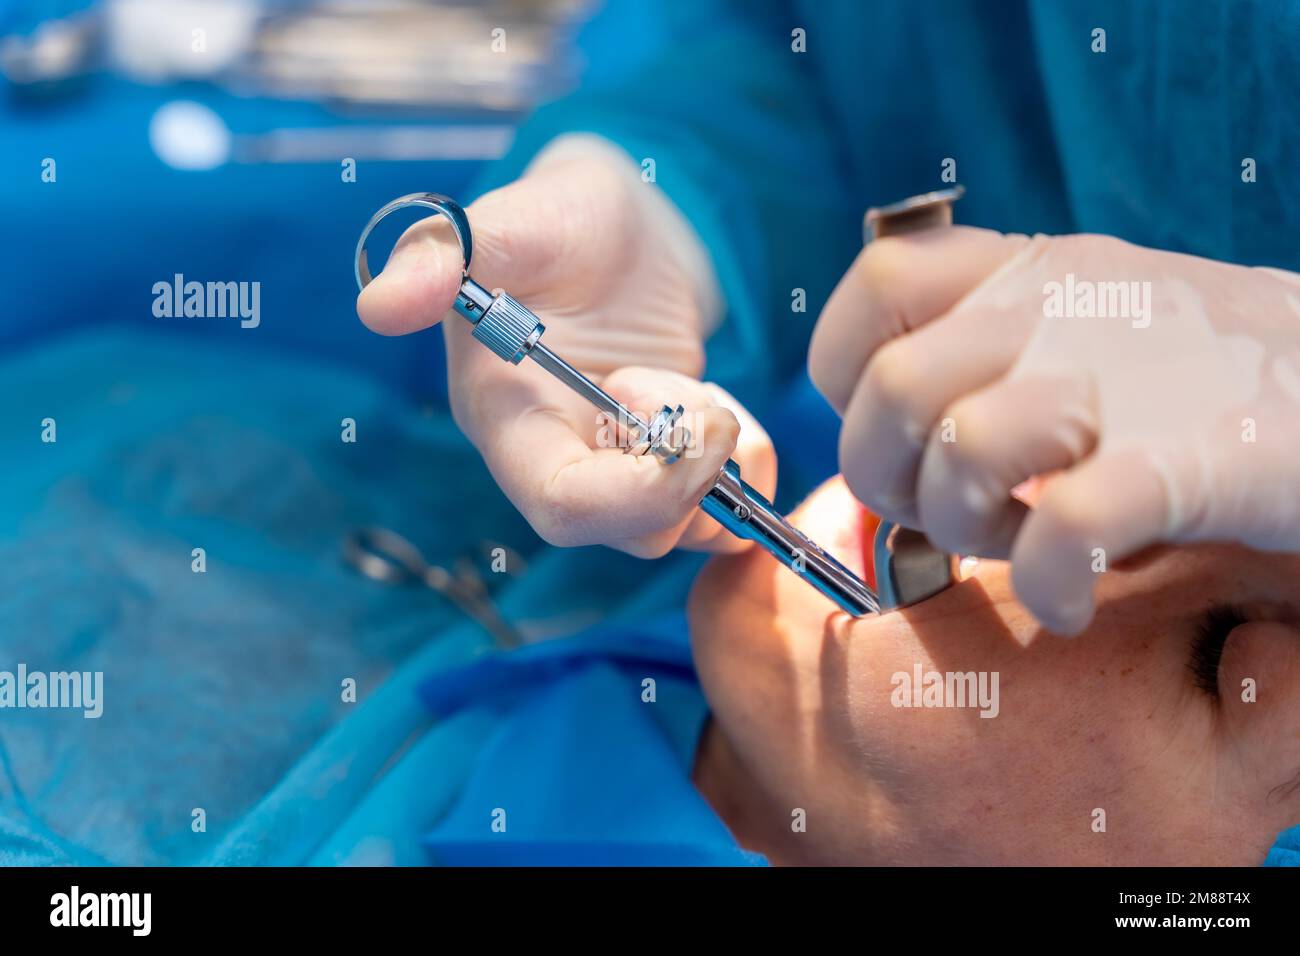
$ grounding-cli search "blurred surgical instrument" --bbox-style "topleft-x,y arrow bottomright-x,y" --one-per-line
5,1 -> 585,111
343,526 -> 523,649
149,100 -> 513,171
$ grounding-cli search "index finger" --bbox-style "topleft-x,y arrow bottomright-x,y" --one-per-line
461,358 -> 743,556
808,226 -> 1030,415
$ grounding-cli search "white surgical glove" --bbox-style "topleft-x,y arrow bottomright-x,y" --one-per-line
358,134 -> 775,557
809,226 -> 1300,635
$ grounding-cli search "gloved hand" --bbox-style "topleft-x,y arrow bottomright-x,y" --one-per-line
809,226 -> 1300,635
358,134 -> 775,557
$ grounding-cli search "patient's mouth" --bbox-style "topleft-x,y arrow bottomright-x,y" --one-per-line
786,476 -> 877,587
792,477 -> 982,608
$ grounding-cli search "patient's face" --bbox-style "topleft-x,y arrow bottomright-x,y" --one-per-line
689,477 -> 1300,865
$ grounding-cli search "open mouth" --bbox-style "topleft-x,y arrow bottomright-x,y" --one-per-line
784,476 -> 880,589
789,477 -> 979,606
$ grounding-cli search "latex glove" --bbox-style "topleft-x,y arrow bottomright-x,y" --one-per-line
809,226 -> 1300,635
358,135 -> 775,557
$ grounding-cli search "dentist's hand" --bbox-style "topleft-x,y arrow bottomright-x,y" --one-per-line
358,135 -> 775,557
809,226 -> 1300,635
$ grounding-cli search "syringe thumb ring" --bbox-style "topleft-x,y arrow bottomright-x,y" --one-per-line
354,191 -> 474,292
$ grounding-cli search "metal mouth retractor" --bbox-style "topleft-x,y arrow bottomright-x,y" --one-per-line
864,185 -> 965,239
864,186 -> 965,608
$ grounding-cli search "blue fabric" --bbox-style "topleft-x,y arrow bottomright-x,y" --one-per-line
0,328 -> 717,865
418,616 -> 764,866
0,327 -> 489,865
0,74 -> 486,400
1264,825 -> 1300,867
477,0 -> 1300,423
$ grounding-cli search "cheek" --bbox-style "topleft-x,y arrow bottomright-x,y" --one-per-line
688,549 -> 866,816
688,553 -> 808,756
830,585 -> 1201,858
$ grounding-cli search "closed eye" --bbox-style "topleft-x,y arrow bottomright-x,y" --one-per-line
1189,603 -> 1247,698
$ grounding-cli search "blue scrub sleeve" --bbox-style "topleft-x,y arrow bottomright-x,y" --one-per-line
469,0 -> 858,402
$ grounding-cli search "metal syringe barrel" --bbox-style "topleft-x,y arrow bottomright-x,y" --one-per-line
701,461 -> 880,615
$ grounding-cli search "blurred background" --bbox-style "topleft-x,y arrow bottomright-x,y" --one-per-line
0,0 -> 755,865
0,0 -> 634,393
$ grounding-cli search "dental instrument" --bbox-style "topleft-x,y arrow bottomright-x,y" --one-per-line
864,187 -> 966,609
343,526 -> 524,649
353,190 -> 964,617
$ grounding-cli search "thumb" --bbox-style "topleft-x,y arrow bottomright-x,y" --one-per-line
355,172 -> 572,337
357,148 -> 632,337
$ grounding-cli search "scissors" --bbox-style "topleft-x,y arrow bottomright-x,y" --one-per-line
343,527 -> 524,649
352,189 -> 965,616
